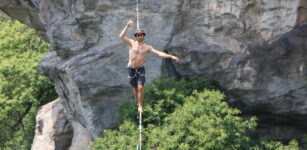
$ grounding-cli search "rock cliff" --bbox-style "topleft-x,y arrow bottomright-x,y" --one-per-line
1,0 -> 306,149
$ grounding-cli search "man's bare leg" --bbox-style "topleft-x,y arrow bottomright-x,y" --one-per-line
133,87 -> 138,103
137,85 -> 144,112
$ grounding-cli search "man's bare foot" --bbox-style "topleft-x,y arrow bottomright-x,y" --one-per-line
138,105 -> 143,112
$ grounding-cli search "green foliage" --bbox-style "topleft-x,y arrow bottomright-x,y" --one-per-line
92,77 -> 299,150
117,76 -> 214,127
302,134 -> 307,149
91,121 -> 139,150
0,13 -> 57,149
145,90 -> 257,149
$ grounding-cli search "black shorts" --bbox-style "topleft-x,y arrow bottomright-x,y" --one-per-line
127,66 -> 145,87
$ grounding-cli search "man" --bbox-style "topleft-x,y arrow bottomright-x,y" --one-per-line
119,20 -> 180,112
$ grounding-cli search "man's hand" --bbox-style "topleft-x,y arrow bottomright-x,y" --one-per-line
127,20 -> 133,28
172,56 -> 180,62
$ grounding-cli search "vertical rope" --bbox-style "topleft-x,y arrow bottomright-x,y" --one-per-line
136,0 -> 140,29
136,1 -> 142,149
139,111 -> 142,149
136,111 -> 142,150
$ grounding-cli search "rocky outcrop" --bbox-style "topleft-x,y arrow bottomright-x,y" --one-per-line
31,99 -> 91,150
165,0 -> 307,141
31,99 -> 73,150
1,0 -> 306,149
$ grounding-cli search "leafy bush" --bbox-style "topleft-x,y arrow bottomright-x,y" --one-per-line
145,90 -> 257,149
116,76 -> 214,127
0,14 -> 57,149
302,134 -> 307,149
92,77 -> 298,149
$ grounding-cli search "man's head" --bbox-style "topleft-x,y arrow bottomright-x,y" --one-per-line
134,29 -> 146,42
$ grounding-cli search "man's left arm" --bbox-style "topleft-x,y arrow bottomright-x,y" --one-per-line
149,47 -> 180,62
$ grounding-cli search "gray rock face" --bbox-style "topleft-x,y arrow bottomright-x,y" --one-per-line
31,99 -> 91,150
31,99 -> 73,150
1,0 -> 306,148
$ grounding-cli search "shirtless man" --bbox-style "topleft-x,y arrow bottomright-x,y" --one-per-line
119,20 -> 180,112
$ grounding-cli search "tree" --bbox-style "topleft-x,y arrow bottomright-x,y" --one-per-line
91,77 -> 298,150
0,13 -> 57,149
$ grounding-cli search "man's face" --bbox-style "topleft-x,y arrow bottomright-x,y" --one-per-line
135,33 -> 144,42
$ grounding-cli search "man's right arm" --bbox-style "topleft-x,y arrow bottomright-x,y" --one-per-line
119,20 -> 133,46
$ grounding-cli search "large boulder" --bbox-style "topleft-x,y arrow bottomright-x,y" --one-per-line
31,99 -> 91,150
1,0 -> 306,148
31,99 -> 73,150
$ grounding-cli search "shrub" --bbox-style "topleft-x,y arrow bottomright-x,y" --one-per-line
116,76 -> 214,127
92,77 -> 298,149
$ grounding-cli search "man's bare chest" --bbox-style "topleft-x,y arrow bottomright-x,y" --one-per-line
131,45 -> 148,55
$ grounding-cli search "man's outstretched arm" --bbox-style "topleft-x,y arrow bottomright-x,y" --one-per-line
119,20 -> 133,46
149,47 -> 180,62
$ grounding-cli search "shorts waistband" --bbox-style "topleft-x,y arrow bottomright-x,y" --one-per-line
127,65 -> 145,69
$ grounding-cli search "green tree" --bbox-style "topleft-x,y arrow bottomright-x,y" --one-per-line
0,13 -> 57,149
116,77 -> 214,127
91,77 -> 298,150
